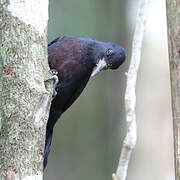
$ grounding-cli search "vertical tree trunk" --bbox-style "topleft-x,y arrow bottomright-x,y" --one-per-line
166,1 -> 180,180
0,0 -> 51,179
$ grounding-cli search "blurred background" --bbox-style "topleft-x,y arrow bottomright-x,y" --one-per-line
45,0 -> 174,179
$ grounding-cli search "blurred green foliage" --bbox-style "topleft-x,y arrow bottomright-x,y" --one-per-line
45,0 -> 129,179
48,0 -> 128,44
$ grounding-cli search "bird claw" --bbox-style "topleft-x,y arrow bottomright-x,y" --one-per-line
50,69 -> 58,76
45,69 -> 59,98
52,89 -> 57,98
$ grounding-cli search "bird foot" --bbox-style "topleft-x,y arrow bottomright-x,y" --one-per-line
45,69 -> 59,98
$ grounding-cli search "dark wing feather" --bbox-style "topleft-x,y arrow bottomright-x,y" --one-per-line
50,61 -> 92,113
48,36 -> 67,47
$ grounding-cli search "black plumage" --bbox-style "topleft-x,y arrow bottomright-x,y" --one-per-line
44,36 -> 126,168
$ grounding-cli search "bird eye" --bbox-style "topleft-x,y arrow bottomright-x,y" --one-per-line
106,49 -> 113,56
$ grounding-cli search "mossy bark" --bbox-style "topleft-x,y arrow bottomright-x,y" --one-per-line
166,1 -> 180,179
0,1 -> 51,179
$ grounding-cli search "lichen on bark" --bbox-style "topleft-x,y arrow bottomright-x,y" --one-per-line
0,1 -> 52,179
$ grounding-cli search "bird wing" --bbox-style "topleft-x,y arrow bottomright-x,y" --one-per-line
61,68 -> 91,112
48,36 -> 93,112
50,60 -> 92,113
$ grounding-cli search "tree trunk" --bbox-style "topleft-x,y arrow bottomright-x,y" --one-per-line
166,1 -> 180,180
0,0 -> 51,179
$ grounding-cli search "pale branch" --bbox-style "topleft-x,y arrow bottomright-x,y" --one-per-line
166,1 -> 180,179
112,0 -> 150,180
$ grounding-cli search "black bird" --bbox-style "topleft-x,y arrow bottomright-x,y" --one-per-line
44,36 -> 126,168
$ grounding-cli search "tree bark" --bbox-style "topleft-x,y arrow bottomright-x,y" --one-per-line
0,0 -> 51,179
166,1 -> 180,180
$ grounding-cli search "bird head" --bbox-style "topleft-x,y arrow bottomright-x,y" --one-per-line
91,42 -> 126,77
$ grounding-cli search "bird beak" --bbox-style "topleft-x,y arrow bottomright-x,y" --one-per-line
91,58 -> 107,77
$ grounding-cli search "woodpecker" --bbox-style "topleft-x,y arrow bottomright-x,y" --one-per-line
44,36 -> 126,168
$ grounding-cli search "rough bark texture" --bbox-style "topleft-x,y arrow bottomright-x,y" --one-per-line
166,1 -> 180,179
0,0 -> 51,179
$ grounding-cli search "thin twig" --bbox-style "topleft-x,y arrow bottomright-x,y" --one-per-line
112,0 -> 149,180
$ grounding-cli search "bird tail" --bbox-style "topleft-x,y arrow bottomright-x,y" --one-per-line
43,129 -> 53,169
43,107 -> 62,169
